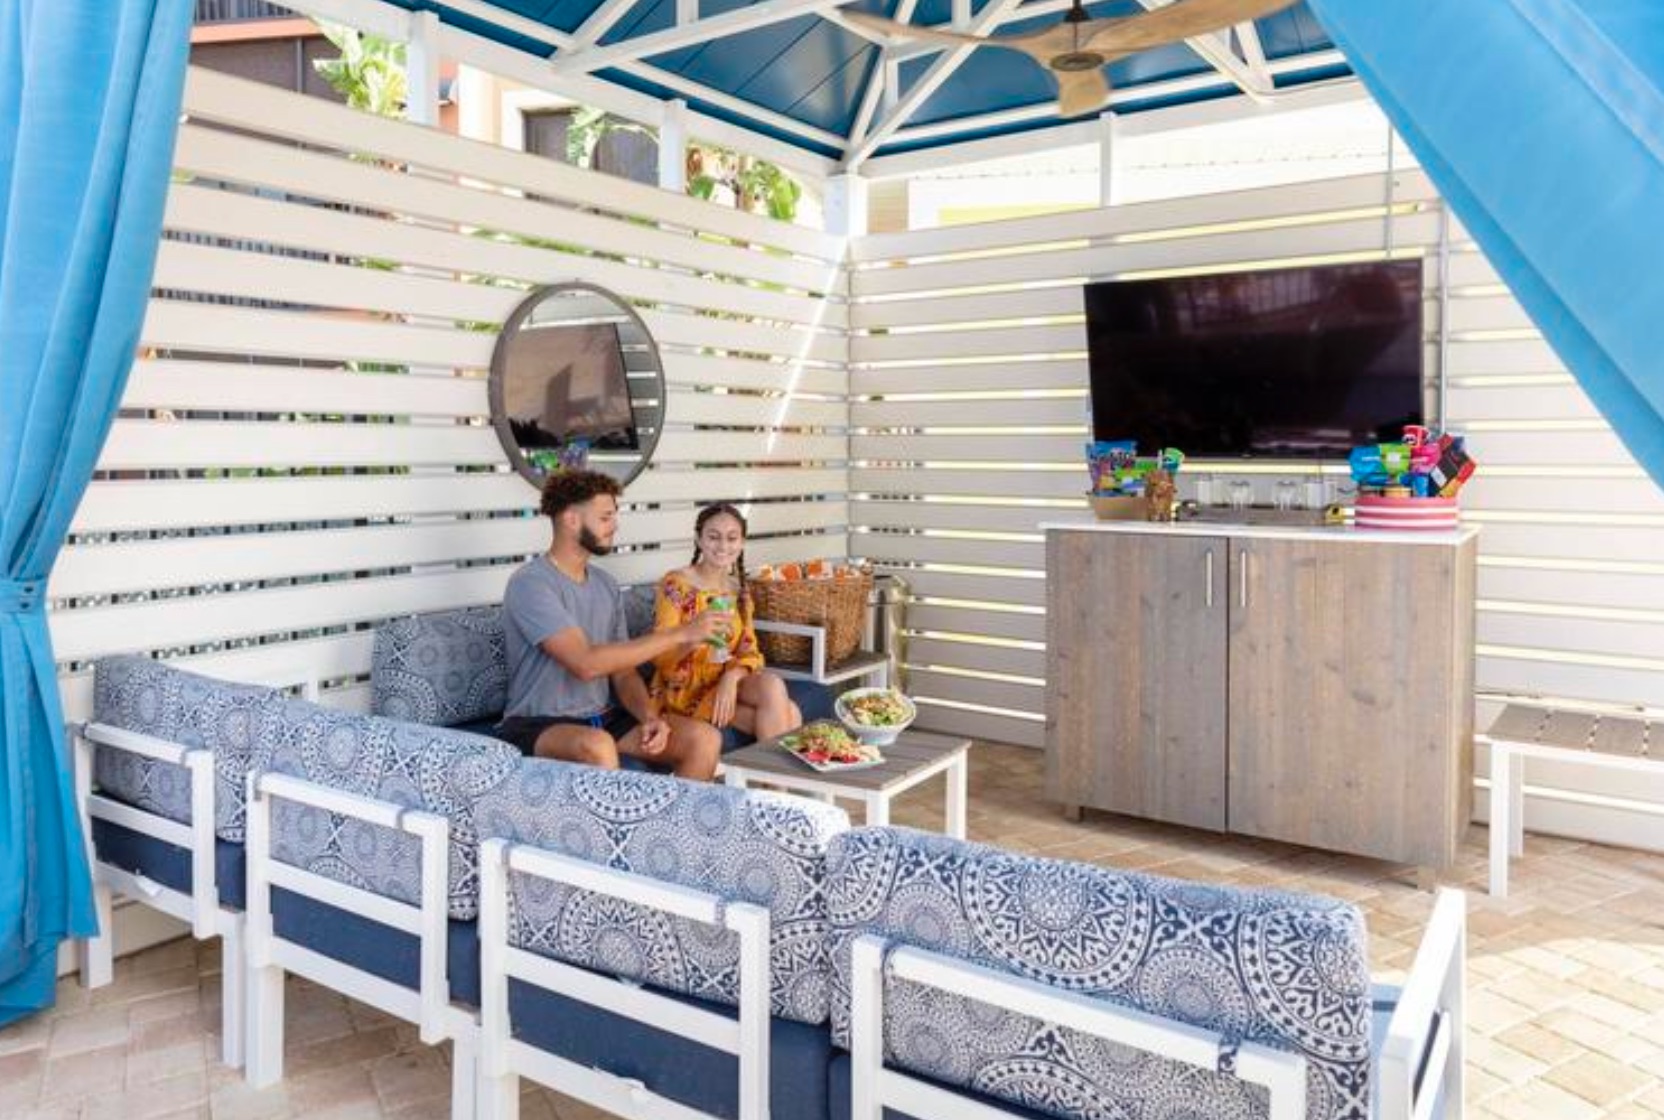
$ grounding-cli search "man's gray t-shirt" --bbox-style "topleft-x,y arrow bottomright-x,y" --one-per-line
501,555 -> 628,719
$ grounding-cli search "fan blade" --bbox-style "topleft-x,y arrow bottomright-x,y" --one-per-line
841,9 -> 1061,52
1085,0 -> 1298,54
1055,67 -> 1111,117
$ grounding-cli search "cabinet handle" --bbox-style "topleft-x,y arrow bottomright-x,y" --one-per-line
1205,550 -> 1214,607
1239,549 -> 1249,608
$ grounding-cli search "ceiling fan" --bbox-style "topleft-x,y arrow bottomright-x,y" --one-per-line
842,0 -> 1300,118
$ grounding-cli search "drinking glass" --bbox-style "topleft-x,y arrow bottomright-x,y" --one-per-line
1274,480 -> 1299,511
1193,474 -> 1216,507
1227,479 -> 1253,511
705,593 -> 733,663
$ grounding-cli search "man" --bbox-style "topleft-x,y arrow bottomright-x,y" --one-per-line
496,470 -> 725,779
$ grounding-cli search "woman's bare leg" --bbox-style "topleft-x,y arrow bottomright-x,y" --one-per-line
735,672 -> 801,740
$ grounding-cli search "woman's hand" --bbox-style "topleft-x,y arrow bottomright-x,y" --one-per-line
711,668 -> 744,728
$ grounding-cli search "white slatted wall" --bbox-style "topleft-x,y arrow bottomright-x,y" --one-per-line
52,66 -> 850,720
848,169 -> 1664,788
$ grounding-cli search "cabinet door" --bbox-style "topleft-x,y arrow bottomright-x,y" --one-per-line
1227,538 -> 1470,866
1046,531 -> 1228,830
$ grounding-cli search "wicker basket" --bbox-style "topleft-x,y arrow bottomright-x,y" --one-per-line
748,571 -> 872,667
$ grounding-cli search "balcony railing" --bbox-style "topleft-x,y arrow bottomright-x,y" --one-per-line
194,0 -> 292,22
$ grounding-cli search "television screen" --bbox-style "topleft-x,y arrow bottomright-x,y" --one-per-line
502,320 -> 639,450
1084,260 -> 1424,458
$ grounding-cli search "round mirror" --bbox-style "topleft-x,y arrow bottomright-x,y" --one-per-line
488,282 -> 664,490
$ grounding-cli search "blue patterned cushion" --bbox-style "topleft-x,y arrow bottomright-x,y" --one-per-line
371,608 -> 508,727
260,698 -> 521,920
92,655 -> 283,837
476,759 -> 849,1024
826,828 -> 1372,1120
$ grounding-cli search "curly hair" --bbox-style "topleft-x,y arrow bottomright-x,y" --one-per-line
539,470 -> 622,522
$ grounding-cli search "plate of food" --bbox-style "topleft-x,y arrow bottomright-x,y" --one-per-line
834,687 -> 917,746
776,721 -> 886,772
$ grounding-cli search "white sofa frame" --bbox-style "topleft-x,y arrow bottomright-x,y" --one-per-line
848,888 -> 1467,1120
243,770 -> 480,1120
476,837 -> 772,1120
73,721 -> 245,1068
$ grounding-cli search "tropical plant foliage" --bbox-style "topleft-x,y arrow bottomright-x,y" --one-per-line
313,22 -> 407,117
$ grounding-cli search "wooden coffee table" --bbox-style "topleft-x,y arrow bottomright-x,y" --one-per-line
721,729 -> 971,838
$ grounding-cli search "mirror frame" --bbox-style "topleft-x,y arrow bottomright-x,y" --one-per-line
487,280 -> 666,492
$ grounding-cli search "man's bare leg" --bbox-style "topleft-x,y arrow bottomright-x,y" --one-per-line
530,723 -> 620,768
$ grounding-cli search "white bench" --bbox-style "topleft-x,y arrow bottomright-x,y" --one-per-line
1478,703 -> 1661,897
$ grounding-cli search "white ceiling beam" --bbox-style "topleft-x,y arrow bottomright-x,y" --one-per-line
848,0 -> 920,148
818,8 -> 891,45
1234,19 -> 1272,92
569,0 -> 646,49
549,0 -> 846,78
1130,0 -> 1273,99
842,0 -> 1028,169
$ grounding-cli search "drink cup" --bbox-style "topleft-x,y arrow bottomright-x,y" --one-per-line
705,594 -> 733,663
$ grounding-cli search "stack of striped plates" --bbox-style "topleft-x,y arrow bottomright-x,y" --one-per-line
1354,495 -> 1460,531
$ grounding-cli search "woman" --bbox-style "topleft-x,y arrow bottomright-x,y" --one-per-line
650,503 -> 802,740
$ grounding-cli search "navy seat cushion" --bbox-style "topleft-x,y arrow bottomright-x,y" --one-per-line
270,890 -> 481,1006
827,1052 -> 1057,1120
91,817 -> 247,911
509,974 -> 831,1120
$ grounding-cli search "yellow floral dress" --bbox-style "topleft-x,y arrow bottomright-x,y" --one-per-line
649,571 -> 766,722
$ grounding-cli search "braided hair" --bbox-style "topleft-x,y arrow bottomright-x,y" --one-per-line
691,502 -> 749,594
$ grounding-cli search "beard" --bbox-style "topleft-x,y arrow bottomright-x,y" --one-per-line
578,526 -> 613,556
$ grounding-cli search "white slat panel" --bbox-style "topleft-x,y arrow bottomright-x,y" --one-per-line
907,605 -> 1047,643
72,475 -> 534,533
667,352 -> 845,396
172,125 -> 833,295
903,669 -> 1044,716
1477,612 -> 1664,661
49,566 -> 516,661
853,397 -> 1086,429
600,532 -> 846,588
669,391 -> 846,429
853,468 -> 1085,499
627,467 -> 848,504
906,637 -> 1044,678
1479,566 -> 1664,613
1467,430 -> 1634,466
1445,295 -> 1537,335
143,301 -> 491,367
908,701 -> 1045,749
642,309 -> 845,365
653,432 -> 847,463
163,184 -> 846,331
1462,476 -> 1664,514
854,286 -> 1083,331
853,533 -> 1043,570
853,434 -> 1083,463
852,170 -> 1439,263
1445,384 -> 1600,422
101,420 -> 501,469
852,500 -> 1080,535
123,361 -> 487,417
181,66 -> 843,263
853,361 -> 1087,397
852,324 -> 1083,365
1444,339 -> 1564,376
1477,656 -> 1664,708
875,566 -> 1047,608
1467,523 -> 1664,565
851,212 -> 1443,299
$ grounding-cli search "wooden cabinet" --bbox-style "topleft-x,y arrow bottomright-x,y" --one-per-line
1046,530 -> 1228,830
1045,524 -> 1476,869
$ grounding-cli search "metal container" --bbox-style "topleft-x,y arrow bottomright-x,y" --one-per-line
864,573 -> 910,690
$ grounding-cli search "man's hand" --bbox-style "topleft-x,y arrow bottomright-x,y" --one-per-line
679,610 -> 727,647
638,716 -> 671,756
711,670 -> 743,729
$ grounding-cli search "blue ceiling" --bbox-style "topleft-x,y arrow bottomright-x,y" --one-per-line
385,0 -> 1344,161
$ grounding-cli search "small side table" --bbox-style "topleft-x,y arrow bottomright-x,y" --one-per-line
1479,703 -> 1661,897
722,730 -> 971,838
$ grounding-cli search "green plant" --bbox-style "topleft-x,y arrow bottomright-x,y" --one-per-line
313,22 -> 407,117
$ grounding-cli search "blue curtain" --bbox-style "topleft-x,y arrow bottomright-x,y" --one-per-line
0,0 -> 192,1025
1308,0 -> 1664,483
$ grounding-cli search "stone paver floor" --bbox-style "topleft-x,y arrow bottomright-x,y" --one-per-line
2,743 -> 1662,1119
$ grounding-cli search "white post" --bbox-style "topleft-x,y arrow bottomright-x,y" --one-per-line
1098,110 -> 1117,208
825,173 -> 870,237
405,9 -> 442,127
660,98 -> 689,193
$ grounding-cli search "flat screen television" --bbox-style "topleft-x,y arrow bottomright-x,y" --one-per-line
1084,260 -> 1425,459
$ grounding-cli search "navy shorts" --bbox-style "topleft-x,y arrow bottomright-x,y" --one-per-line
494,709 -> 639,757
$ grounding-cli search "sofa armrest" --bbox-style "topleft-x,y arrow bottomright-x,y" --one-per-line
479,837 -> 773,1120
245,770 -> 452,1044
849,934 -> 1310,1120
1377,888 -> 1465,1120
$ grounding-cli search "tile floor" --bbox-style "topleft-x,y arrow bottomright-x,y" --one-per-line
2,743 -> 1662,1119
